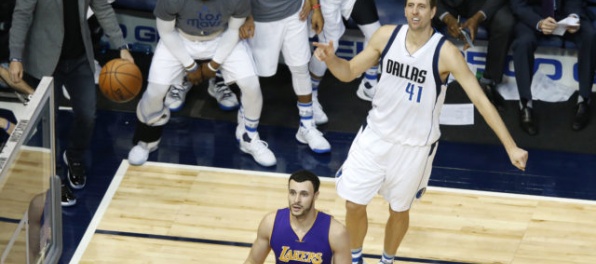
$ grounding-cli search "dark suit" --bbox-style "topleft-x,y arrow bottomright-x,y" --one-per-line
9,0 -> 126,160
510,0 -> 596,101
435,0 -> 515,83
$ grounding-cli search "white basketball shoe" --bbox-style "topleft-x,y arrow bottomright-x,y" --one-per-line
239,132 -> 277,167
296,126 -> 331,153
128,141 -> 158,166
208,78 -> 239,111
312,100 -> 328,125
165,82 -> 192,112
356,78 -> 377,102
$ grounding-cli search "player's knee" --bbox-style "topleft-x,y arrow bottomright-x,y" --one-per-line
346,200 -> 367,214
309,58 -> 326,78
237,76 -> 263,106
288,64 -> 311,95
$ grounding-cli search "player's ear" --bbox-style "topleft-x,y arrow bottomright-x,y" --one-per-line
314,191 -> 319,200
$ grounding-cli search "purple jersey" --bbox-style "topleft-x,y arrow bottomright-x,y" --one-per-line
270,208 -> 333,264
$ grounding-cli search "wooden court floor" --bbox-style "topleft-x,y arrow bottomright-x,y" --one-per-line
73,162 -> 596,264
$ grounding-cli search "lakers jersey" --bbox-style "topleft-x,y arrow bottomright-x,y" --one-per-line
368,25 -> 447,146
270,208 -> 332,264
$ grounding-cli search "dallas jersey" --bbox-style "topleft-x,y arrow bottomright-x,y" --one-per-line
270,208 -> 332,264
153,0 -> 250,36
368,25 -> 447,146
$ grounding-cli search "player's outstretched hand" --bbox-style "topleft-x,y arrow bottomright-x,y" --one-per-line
508,147 -> 528,171
313,40 -> 335,62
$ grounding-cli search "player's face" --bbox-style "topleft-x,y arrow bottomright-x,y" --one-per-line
405,0 -> 436,31
288,180 -> 318,218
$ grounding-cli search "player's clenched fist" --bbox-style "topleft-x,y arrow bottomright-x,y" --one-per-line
312,40 -> 336,62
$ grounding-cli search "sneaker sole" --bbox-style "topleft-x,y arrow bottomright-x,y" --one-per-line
61,200 -> 77,207
295,134 -> 331,154
168,103 -> 185,112
218,103 -> 239,111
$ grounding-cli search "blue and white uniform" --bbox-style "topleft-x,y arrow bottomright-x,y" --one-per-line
336,25 -> 447,212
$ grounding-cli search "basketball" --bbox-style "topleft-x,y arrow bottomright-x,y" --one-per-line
99,59 -> 142,103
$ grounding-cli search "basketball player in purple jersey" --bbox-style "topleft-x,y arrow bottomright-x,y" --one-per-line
314,0 -> 528,263
244,170 -> 351,264
127,0 -> 276,167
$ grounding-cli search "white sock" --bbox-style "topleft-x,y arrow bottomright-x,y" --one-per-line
297,101 -> 315,129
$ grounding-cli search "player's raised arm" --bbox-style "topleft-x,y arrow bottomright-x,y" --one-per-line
439,41 -> 528,171
244,212 -> 275,264
313,25 -> 393,83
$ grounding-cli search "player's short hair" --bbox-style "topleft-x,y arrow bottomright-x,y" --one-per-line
289,170 -> 320,193
405,0 -> 436,8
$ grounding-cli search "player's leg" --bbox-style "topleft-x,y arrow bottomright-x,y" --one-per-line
221,40 -> 276,167
308,0 -> 345,125
128,41 -> 183,165
351,0 -> 381,101
336,126 -> 386,264
378,142 -> 438,263
282,13 -> 331,153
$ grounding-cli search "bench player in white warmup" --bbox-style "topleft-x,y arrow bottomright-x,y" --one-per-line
240,0 -> 331,154
128,0 -> 276,167
309,0 -> 382,109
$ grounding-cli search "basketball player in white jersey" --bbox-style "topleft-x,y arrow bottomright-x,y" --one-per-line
309,0 -> 382,110
239,0 -> 331,154
313,0 -> 528,263
128,0 -> 276,167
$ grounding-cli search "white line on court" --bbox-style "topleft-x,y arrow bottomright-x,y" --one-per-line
69,160 -> 129,264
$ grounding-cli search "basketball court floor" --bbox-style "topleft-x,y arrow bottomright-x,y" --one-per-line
49,105 -> 596,264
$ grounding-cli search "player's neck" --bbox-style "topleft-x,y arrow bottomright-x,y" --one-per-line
406,26 -> 433,46
405,26 -> 433,54
290,209 -> 317,229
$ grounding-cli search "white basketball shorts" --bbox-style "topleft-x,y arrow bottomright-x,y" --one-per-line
315,0 -> 356,44
249,11 -> 311,77
336,125 -> 438,212
149,35 -> 256,85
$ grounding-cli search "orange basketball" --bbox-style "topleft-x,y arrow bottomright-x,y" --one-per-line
98,59 -> 142,103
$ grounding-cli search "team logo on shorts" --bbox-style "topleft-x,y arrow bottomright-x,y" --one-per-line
335,167 -> 343,178
416,187 -> 426,199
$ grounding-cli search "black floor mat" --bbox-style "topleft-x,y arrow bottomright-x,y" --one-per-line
91,51 -> 596,155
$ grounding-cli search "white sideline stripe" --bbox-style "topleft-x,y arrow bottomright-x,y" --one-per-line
69,160 -> 129,264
